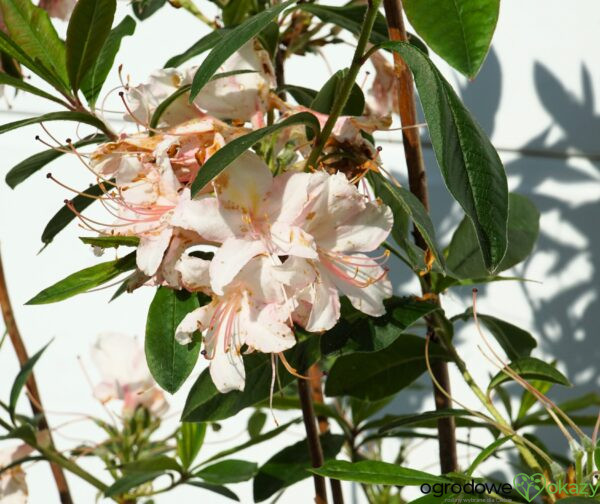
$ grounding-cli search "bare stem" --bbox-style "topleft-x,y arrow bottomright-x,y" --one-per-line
298,376 -> 328,504
381,0 -> 457,473
0,248 -> 74,504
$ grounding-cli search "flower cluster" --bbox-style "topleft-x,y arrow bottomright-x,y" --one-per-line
72,41 -> 395,393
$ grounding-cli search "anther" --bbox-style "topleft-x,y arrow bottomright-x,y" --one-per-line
46,173 -> 52,179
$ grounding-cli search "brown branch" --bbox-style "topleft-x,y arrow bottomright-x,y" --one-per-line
382,0 -> 458,474
0,249 -> 74,504
298,376 -> 328,504
309,365 -> 344,504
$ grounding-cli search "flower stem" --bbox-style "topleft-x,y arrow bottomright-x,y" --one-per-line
305,0 -> 383,169
0,248 -> 74,504
298,376 -> 328,504
381,0 -> 458,474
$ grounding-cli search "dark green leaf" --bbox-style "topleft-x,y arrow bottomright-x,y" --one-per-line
66,0 -> 116,92
488,357 -> 571,390
203,418 -> 301,464
380,41 -> 508,273
403,0 -> 499,78
369,172 -> 445,272
164,28 -> 230,68
0,455 -> 44,476
0,111 -> 113,137
119,456 -> 181,473
80,15 -> 136,104
132,0 -> 165,20
9,340 -> 51,417
447,193 -> 539,278
190,112 -> 320,197
0,72 -> 65,105
145,287 -> 201,393
257,20 -> 279,58
185,481 -> 239,501
517,380 -> 553,420
196,459 -> 258,485
277,84 -> 317,107
350,397 -> 394,426
222,0 -> 252,26
79,236 -> 140,249
366,408 -> 475,433
311,68 -> 365,116
0,0 -> 68,86
182,337 -> 320,422
465,437 -> 509,476
26,252 -> 136,304
325,334 -> 450,400
309,460 -> 450,486
42,179 -> 114,245
453,309 -> 536,361
105,472 -> 162,497
253,433 -> 345,502
5,134 -> 106,189
247,410 -> 267,439
189,0 -> 294,100
177,422 -> 206,470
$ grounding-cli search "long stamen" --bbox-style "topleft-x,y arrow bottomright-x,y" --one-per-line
47,173 -> 108,201
278,351 -> 308,380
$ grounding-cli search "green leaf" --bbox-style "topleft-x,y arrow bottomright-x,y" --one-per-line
164,28 -> 229,68
177,422 -> 206,470
182,337 -> 320,422
188,0 -> 294,100
9,340 -> 51,417
403,0 -> 499,78
0,72 -> 65,105
325,334 -> 450,400
366,408 -> 475,433
517,380 -> 553,420
447,193 -> 539,279
488,357 -> 571,390
26,252 -> 136,304
66,0 -> 116,92
380,41 -> 508,273
5,134 -> 106,189
132,0 -> 165,20
0,111 -> 112,137
368,172 -> 445,272
79,236 -> 140,249
309,460 -> 450,486
104,472 -> 162,497
350,397 -> 394,426
145,287 -> 201,394
311,68 -> 365,116
247,410 -> 267,439
80,15 -> 136,104
277,85 -> 317,107
119,456 -> 181,474
222,0 -> 252,26
453,309 -> 537,361
465,437 -> 509,477
41,179 -> 114,245
253,433 -> 345,502
203,418 -> 301,464
185,481 -> 239,501
190,112 -> 320,197
196,459 -> 258,485
0,0 -> 68,86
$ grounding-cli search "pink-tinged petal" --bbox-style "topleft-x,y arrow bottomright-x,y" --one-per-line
175,305 -> 214,344
233,256 -> 286,304
171,196 -> 237,243
38,0 -> 76,20
159,233 -> 194,288
210,238 -> 267,295
244,304 -> 295,353
303,274 -> 340,332
209,345 -> 246,393
321,201 -> 393,253
136,228 -> 173,276
272,256 -> 317,291
265,171 -> 318,223
214,151 -> 272,214
269,222 -> 318,259
326,254 -> 392,317
175,255 -> 211,292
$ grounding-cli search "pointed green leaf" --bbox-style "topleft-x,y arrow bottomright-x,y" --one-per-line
119,456 -> 181,473
190,112 -> 320,197
195,460 -> 258,485
309,460 -> 450,486
26,252 -> 136,304
105,472 -> 162,497
79,236 -> 140,249
0,111 -> 113,137
9,340 -> 51,417
164,28 -> 230,68
177,422 -> 206,470
403,0 -> 499,78
132,0 -> 166,20
80,15 -> 136,104
188,0 -> 294,100
488,357 -> 571,390
185,481 -> 239,501
0,72 -> 65,105
380,41 -> 508,273
311,68 -> 365,116
145,287 -> 201,393
66,0 -> 116,92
